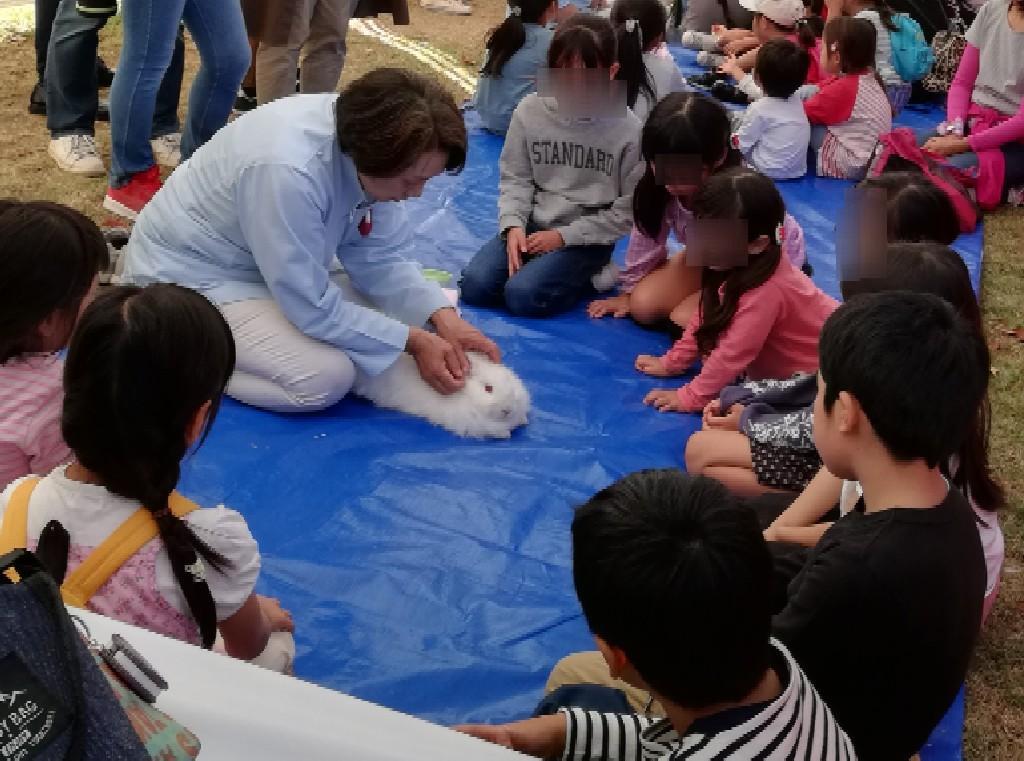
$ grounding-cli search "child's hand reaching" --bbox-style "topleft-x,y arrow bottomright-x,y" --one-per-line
702,399 -> 744,430
506,227 -> 528,275
635,354 -> 672,377
257,595 -> 295,633
644,388 -> 686,413
588,293 -> 631,318
526,230 -> 564,254
719,55 -> 745,81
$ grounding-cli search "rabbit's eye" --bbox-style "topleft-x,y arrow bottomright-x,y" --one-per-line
484,384 -> 494,394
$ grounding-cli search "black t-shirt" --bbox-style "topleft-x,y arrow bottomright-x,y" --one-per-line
772,488 -> 985,761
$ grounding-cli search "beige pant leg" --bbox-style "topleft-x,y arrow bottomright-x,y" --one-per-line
545,651 -> 664,716
299,0 -> 356,93
255,0 -> 315,104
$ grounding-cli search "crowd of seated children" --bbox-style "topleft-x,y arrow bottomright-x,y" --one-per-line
633,168 -> 836,415
683,170 -> 960,497
588,92 -> 807,330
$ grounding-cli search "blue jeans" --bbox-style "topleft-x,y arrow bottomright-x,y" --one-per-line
46,0 -> 184,138
459,231 -> 613,317
109,0 -> 249,185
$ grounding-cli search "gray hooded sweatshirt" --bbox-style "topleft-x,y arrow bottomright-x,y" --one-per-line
497,94 -> 645,248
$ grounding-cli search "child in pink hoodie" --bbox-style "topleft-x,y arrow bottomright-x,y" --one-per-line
636,168 -> 837,413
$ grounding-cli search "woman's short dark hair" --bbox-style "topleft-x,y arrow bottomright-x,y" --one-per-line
336,68 -> 467,178
0,200 -> 108,363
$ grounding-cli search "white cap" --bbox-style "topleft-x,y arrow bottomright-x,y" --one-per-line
738,0 -> 805,28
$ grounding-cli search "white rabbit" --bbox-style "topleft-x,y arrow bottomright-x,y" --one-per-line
353,352 -> 531,439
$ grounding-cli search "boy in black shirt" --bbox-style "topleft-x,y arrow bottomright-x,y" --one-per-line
773,291 -> 989,760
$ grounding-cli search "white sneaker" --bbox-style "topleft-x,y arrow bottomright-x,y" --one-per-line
420,0 -> 471,15
48,134 -> 104,176
696,51 -> 726,69
150,133 -> 182,168
591,262 -> 620,292
681,31 -> 720,51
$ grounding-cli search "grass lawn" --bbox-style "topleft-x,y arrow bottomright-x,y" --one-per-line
0,1 -> 1020,754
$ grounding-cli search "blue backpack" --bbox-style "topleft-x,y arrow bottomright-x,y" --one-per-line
888,12 -> 935,82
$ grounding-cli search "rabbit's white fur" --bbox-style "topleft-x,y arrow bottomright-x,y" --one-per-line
353,352 -> 530,439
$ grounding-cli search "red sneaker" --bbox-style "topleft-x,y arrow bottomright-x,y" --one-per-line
103,165 -> 162,220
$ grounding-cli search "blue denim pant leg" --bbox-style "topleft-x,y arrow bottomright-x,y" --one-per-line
110,0 -> 249,185
34,0 -> 59,81
151,28 -> 186,139
460,233 -> 511,308
45,0 -> 104,137
504,242 -> 614,317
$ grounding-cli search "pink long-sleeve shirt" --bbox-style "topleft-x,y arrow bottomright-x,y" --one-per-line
0,354 -> 71,490
947,44 -> 1024,153
618,198 -> 807,292
661,255 -> 838,412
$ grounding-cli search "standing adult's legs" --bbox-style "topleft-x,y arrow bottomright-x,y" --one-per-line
108,0 -> 187,190
151,26 -> 186,140
178,0 -> 251,158
33,0 -> 60,89
300,0 -> 357,94
255,0 -> 314,104
44,0 -> 106,174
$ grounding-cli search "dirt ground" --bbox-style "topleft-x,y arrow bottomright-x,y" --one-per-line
0,1 -> 1020,754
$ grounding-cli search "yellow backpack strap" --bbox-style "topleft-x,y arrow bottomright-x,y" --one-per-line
61,491 -> 200,608
0,478 -> 42,555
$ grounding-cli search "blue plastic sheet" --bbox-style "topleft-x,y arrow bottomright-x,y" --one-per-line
176,44 -> 979,753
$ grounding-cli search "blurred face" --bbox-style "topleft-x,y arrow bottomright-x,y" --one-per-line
358,150 -> 448,203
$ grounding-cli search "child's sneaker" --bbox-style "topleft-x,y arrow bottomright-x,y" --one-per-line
103,166 -> 162,221
696,51 -> 726,69
591,262 -> 619,292
681,30 -> 721,51
150,133 -> 182,168
48,134 -> 105,176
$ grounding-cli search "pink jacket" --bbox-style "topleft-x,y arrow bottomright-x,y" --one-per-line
661,256 -> 839,412
947,44 -> 1024,208
619,198 -> 807,292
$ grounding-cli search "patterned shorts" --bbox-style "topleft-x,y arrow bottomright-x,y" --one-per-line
750,441 -> 822,492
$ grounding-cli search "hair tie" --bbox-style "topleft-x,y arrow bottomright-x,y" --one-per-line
509,4 -> 521,15
152,507 -> 171,520
775,222 -> 786,245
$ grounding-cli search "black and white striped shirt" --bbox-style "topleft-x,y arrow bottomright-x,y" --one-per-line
560,640 -> 856,760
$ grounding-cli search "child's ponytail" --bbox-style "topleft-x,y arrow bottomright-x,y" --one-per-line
482,0 -> 553,77
634,92 -> 740,240
62,284 -> 238,648
691,169 -> 785,357
610,0 -> 665,109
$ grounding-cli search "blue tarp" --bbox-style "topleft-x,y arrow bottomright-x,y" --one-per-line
176,46 -> 977,757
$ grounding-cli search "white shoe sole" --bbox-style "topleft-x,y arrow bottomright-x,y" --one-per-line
102,196 -> 140,221
48,147 -> 105,177
420,1 -> 471,13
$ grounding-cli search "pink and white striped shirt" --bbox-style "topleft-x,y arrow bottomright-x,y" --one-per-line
0,354 -> 70,490
805,72 -> 892,179
618,198 -> 807,293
